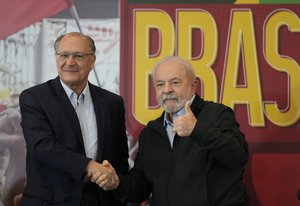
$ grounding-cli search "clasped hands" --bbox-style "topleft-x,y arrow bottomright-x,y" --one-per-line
86,160 -> 119,191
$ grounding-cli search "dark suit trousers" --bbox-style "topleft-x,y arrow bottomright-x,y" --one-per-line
80,183 -> 100,206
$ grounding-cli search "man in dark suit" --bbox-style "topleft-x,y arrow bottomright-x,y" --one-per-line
93,56 -> 249,206
19,32 -> 128,206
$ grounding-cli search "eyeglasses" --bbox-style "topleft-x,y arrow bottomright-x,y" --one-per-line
56,52 -> 95,61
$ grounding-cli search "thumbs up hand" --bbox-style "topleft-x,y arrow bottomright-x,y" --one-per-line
172,101 -> 196,137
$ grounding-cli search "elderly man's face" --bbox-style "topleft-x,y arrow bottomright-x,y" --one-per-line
55,34 -> 95,92
154,61 -> 196,115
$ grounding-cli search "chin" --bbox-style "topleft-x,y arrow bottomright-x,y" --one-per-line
163,105 -> 177,114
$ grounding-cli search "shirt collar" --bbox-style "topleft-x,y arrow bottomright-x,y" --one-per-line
60,79 -> 90,102
164,94 -> 195,126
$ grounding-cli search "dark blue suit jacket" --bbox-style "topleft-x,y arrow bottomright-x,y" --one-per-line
19,77 -> 128,206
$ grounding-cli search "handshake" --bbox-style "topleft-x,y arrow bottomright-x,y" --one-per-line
86,160 -> 119,191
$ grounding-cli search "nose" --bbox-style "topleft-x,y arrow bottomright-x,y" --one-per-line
163,82 -> 173,93
65,55 -> 76,64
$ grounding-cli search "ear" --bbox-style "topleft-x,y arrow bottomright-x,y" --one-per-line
191,79 -> 198,88
89,55 -> 96,71
91,55 -> 96,64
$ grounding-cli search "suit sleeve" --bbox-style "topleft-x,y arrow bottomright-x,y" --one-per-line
103,96 -> 129,175
19,89 -> 90,181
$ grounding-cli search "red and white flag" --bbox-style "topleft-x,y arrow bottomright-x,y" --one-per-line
0,0 -> 73,39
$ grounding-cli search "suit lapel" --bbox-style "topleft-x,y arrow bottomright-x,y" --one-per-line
89,84 -> 105,161
49,77 -> 85,148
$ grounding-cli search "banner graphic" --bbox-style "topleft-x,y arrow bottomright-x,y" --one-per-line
120,1 -> 300,205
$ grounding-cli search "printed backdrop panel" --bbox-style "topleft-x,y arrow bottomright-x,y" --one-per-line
120,1 -> 300,206
0,18 -> 120,206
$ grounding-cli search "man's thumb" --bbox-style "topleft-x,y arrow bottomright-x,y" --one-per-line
103,160 -> 111,167
185,100 -> 192,114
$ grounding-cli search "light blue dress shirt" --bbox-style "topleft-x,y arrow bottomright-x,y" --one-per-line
60,80 -> 98,160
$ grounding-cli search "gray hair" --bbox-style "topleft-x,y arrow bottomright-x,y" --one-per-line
151,56 -> 196,82
53,32 -> 96,53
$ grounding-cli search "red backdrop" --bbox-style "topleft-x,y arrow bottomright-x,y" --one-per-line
120,1 -> 300,206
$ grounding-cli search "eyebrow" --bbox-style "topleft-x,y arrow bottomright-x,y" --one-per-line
56,51 -> 94,54
156,77 -> 181,82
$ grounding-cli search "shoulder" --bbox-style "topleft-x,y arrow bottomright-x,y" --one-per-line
20,79 -> 54,97
198,101 -> 236,123
203,100 -> 230,111
192,95 -> 232,116
89,83 -> 124,104
142,117 -> 164,134
192,95 -> 234,118
19,79 -> 59,109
